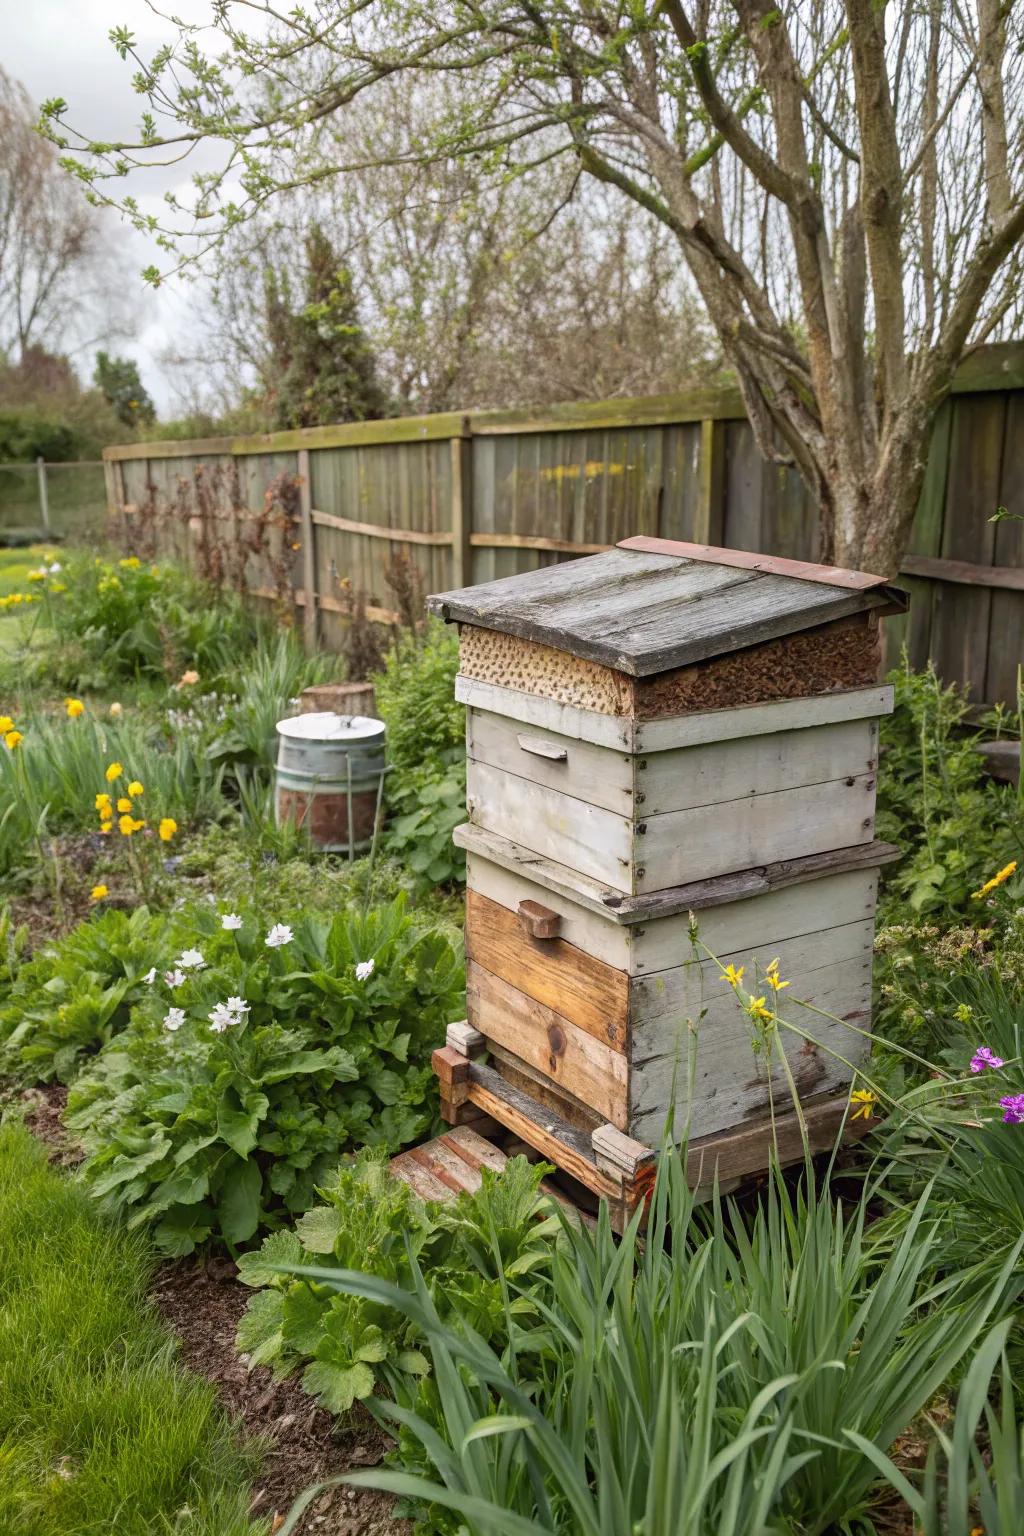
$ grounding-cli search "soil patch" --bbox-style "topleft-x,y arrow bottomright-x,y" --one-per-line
16,1082 -> 80,1166
151,1256 -> 409,1535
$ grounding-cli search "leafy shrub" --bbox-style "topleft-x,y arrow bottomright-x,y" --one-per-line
373,621 -> 463,773
65,895 -> 464,1253
0,905 -> 176,1083
374,620 -> 466,887
236,1151 -> 556,1414
384,755 -> 467,886
876,661 -> 1021,921
45,554 -> 261,689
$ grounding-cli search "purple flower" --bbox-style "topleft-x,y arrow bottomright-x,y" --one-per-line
970,1045 -> 1006,1073
1000,1094 -> 1024,1125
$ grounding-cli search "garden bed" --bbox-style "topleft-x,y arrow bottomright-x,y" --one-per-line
2,542 -> 1023,1533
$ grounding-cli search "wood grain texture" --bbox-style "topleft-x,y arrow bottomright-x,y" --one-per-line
628,953 -> 873,1143
466,757 -> 876,895
617,535 -> 893,591
431,547 -> 894,676
457,819 -> 898,924
457,674 -> 893,753
465,888 -> 629,1047
684,1091 -> 869,1193
466,960 -> 629,1127
469,706 -> 877,818
629,918 -> 874,1046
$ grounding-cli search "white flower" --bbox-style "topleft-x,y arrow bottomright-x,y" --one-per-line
164,968 -> 186,988
221,913 -> 243,931
208,1002 -> 237,1033
265,923 -> 294,949
48,561 -> 62,574
225,995 -> 250,1019
142,966 -> 158,984
355,958 -> 375,982
163,1007 -> 186,1032
178,948 -> 206,970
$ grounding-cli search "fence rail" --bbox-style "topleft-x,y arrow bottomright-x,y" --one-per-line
103,341 -> 1024,707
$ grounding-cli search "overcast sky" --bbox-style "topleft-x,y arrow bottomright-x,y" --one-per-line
4,0 -> 234,412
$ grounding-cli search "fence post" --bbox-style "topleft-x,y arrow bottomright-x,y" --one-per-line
36,457 -> 51,532
297,448 -> 319,652
696,418 -> 725,545
450,419 -> 473,589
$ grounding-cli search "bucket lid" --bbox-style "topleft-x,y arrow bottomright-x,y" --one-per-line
276,711 -> 385,742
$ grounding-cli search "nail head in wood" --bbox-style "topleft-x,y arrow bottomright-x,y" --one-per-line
517,899 -> 562,939
446,1020 -> 487,1058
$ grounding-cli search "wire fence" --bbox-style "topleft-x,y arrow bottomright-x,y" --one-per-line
0,460 -> 107,542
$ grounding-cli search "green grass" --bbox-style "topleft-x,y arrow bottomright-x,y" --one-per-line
0,1122 -> 262,1536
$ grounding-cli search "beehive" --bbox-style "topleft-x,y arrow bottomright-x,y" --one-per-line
428,538 -> 906,1223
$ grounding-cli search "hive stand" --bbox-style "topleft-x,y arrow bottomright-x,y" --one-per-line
422,539 -> 905,1226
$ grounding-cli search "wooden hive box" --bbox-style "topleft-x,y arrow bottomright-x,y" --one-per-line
428,538 -> 907,1223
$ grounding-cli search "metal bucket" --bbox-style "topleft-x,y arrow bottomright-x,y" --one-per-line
275,712 -> 387,856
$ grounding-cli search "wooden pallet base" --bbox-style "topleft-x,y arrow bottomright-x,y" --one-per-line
431,1036 -> 869,1232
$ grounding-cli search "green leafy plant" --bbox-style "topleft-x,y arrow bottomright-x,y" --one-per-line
42,553 -> 261,689
385,755 -> 467,886
65,894 -> 464,1253
876,660 -> 1022,921
374,622 -> 466,886
373,621 -> 463,774
0,904 -> 178,1083
236,1150 -> 556,1415
283,1143 -> 1022,1536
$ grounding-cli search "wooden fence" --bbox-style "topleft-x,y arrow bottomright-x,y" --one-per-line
104,341 -> 1024,707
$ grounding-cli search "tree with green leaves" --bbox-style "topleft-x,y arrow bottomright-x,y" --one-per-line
43,3 -> 1024,574
93,350 -> 156,428
262,223 -> 386,428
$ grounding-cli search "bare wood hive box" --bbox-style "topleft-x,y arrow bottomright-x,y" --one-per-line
428,538 -> 906,1223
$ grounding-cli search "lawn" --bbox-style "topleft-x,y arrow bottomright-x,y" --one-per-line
1,540 -> 1023,1534
0,1123 -> 259,1536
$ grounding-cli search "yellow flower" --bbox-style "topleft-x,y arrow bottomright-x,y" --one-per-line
105,762 -> 123,782
721,963 -> 745,988
127,780 -> 144,797
98,823 -> 112,836
118,556 -> 141,569
95,791 -> 111,810
65,698 -> 85,719
971,860 -> 1017,900
765,958 -> 790,992
116,797 -> 133,813
109,701 -> 123,719
49,582 -> 66,594
746,996 -> 773,1021
130,817 -> 146,833
4,730 -> 23,750
158,817 -> 177,842
118,813 -> 135,836
27,570 -> 44,582
100,806 -> 114,824
0,716 -> 13,733
850,1089 -> 878,1122
89,884 -> 109,902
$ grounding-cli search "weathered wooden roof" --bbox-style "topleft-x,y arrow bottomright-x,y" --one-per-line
428,537 -> 907,676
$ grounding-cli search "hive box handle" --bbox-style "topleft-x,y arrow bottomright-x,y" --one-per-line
517,899 -> 562,939
517,733 -> 568,762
